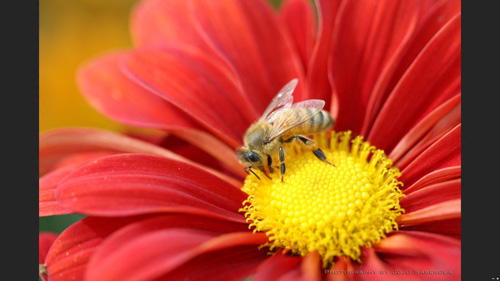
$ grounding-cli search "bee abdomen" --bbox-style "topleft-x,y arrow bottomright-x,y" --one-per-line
288,109 -> 334,135
310,110 -> 334,133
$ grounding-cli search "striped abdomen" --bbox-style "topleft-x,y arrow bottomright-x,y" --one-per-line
281,109 -> 334,137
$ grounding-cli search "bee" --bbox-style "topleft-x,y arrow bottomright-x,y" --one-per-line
236,78 -> 335,183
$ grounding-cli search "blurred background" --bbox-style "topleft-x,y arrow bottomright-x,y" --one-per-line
39,0 -> 136,235
39,0 -> 286,236
39,0 -> 135,134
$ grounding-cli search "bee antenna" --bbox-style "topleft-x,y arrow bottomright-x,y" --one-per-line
244,166 -> 261,180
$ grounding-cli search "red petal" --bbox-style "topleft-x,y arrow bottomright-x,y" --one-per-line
397,199 -> 460,226
306,0 -> 344,109
400,179 -> 461,212
77,52 -> 202,131
403,166 -> 461,194
45,216 -> 147,281
253,251 -> 301,281
40,128 -> 242,186
169,128 -> 246,179
39,232 -> 58,264
400,124 -> 460,187
360,0 -> 461,137
379,0 -> 461,115
85,215 -> 267,281
56,154 -> 246,222
188,0 -> 306,105
160,232 -> 269,281
374,231 -> 460,280
399,218 -> 460,238
389,94 -> 460,163
395,101 -> 461,170
301,251 -> 323,281
368,14 -> 461,151
330,0 -> 418,135
121,46 -> 257,147
40,167 -> 79,217
327,256 -> 356,281
158,134 -> 245,180
131,0 -> 207,48
253,250 -> 322,281
279,0 -> 317,72
326,232 -> 460,280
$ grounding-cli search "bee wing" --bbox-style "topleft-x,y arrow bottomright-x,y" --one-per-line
266,99 -> 326,142
260,78 -> 298,122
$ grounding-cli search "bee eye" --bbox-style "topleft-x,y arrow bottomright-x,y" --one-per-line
245,152 -> 261,163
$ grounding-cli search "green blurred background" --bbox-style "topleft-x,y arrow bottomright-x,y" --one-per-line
39,0 -> 286,235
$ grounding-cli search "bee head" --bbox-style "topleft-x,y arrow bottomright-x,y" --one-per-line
236,147 -> 263,167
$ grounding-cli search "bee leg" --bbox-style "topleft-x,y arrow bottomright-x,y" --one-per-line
267,155 -> 275,174
295,135 -> 335,166
244,166 -> 261,180
260,168 -> 273,180
279,146 -> 286,183
312,149 -> 335,166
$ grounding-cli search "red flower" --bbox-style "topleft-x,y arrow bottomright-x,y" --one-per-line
39,0 -> 461,280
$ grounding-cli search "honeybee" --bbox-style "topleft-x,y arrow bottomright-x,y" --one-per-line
236,78 -> 335,183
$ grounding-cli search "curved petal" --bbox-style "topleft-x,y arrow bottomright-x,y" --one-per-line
76,52 -> 202,131
399,218 -> 460,238
374,231 -> 460,280
368,14 -> 461,151
253,250 -> 301,281
40,128 -> 243,186
88,230 -> 215,281
56,154 -> 246,222
253,250 -> 322,281
400,179 -> 461,212
307,0 -> 344,109
326,255 -> 356,281
397,199 -> 460,226
157,133 -> 245,180
328,249 -> 388,281
403,166 -> 461,194
39,232 -> 58,264
168,128 -> 246,179
389,94 -> 460,163
40,150 -> 116,216
360,0 -> 461,137
301,251 -> 323,281
325,231 -> 460,280
378,0 -> 461,118
279,0 -> 317,72
131,0 -> 207,48
121,45 -> 257,147
188,0 -> 306,105
395,101 -> 461,170
85,215 -> 267,281
40,167 -> 84,217
330,0 -> 418,135
400,124 -> 460,187
44,216 -> 148,281
159,232 -> 269,281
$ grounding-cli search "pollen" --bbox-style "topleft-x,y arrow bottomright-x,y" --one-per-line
240,131 -> 404,267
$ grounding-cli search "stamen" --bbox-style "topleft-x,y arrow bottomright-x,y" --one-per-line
240,131 -> 404,267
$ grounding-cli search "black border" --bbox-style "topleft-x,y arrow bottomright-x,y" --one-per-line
462,1 -> 500,280
3,1 -> 39,280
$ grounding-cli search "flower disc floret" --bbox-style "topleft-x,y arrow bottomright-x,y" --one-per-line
241,131 -> 405,267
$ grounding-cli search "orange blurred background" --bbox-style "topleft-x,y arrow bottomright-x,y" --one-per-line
39,0 -> 285,133
39,0 -> 136,133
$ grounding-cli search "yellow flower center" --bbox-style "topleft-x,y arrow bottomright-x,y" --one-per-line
240,131 -> 404,267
